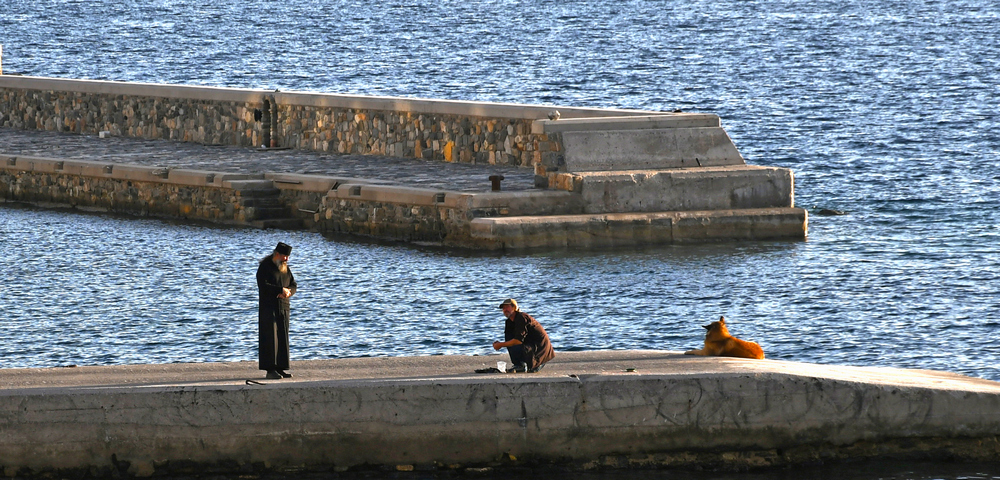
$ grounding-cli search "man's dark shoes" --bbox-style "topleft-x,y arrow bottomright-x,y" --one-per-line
527,363 -> 545,373
265,370 -> 282,380
507,363 -> 528,373
278,370 -> 293,378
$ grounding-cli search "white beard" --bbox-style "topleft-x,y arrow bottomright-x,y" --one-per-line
273,257 -> 288,273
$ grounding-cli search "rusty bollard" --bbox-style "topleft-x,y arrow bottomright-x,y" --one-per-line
489,175 -> 504,191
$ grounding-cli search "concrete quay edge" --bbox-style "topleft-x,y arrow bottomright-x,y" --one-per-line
532,114 -> 721,133
2,154 -> 267,188
0,153 -> 578,212
1,351 -> 999,476
2,153 -> 807,250
469,208 -> 809,249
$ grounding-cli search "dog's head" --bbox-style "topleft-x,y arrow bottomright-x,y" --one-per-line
703,316 -> 730,338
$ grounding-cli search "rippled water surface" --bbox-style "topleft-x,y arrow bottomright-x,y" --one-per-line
2,0 -> 999,387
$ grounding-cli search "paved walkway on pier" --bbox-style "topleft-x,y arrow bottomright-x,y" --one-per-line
0,128 -> 537,192
3,350 -> 997,393
5,351 -> 999,476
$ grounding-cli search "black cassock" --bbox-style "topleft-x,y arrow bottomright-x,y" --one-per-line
256,258 -> 297,371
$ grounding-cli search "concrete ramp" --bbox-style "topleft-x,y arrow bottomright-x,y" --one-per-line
2,352 -> 998,476
560,128 -> 743,171
521,115 -> 806,249
535,114 -> 745,173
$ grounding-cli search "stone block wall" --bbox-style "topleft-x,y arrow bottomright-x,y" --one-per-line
0,86 -> 564,185
2,77 -> 657,186
315,197 -> 456,244
0,89 -> 263,147
0,76 -> 685,191
278,106 -> 557,170
0,157 -> 480,244
0,155 -> 288,225
0,168 -> 250,223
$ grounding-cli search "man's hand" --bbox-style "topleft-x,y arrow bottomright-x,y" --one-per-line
493,339 -> 521,350
278,287 -> 292,299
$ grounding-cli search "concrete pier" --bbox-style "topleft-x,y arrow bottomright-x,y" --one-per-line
2,352 -> 999,477
0,76 -> 808,249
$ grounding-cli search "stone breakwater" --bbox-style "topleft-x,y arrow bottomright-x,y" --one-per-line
0,153 -> 806,249
0,157 -> 272,225
0,76 -> 808,249
1,352 -> 999,477
0,75 -> 655,190
0,153 -> 587,245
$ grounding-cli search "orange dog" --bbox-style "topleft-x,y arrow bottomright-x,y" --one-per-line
684,316 -> 764,359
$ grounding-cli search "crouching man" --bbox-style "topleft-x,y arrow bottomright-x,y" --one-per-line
492,298 -> 555,373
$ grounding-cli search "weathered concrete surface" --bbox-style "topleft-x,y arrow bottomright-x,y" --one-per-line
468,208 -> 807,249
559,127 -> 745,172
575,165 -> 794,214
2,352 -> 999,476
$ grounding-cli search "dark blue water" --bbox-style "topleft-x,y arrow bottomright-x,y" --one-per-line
2,2 -> 999,376
2,1 -> 1000,478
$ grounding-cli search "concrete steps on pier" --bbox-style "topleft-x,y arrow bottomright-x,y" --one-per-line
249,217 -> 305,229
231,180 -> 303,229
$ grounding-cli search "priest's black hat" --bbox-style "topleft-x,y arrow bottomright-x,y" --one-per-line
275,242 -> 292,256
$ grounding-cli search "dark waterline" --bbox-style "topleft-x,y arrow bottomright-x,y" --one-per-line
156,460 -> 1000,480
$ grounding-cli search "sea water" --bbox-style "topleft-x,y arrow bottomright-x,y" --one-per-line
1,0 -> 998,477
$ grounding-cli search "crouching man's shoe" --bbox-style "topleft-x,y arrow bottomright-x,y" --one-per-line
507,363 -> 528,373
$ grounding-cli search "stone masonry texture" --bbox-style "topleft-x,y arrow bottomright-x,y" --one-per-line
0,86 -> 564,187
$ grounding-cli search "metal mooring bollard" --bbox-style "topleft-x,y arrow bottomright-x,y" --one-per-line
489,175 -> 504,191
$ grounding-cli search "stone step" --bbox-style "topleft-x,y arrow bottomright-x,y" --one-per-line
237,187 -> 281,199
250,218 -> 303,230
239,197 -> 283,208
247,206 -> 293,220
467,207 -> 807,250
237,186 -> 281,196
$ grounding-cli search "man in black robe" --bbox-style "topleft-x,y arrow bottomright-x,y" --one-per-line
256,242 -> 297,379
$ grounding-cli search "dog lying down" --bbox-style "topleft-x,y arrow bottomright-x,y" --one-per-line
684,316 -> 765,360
